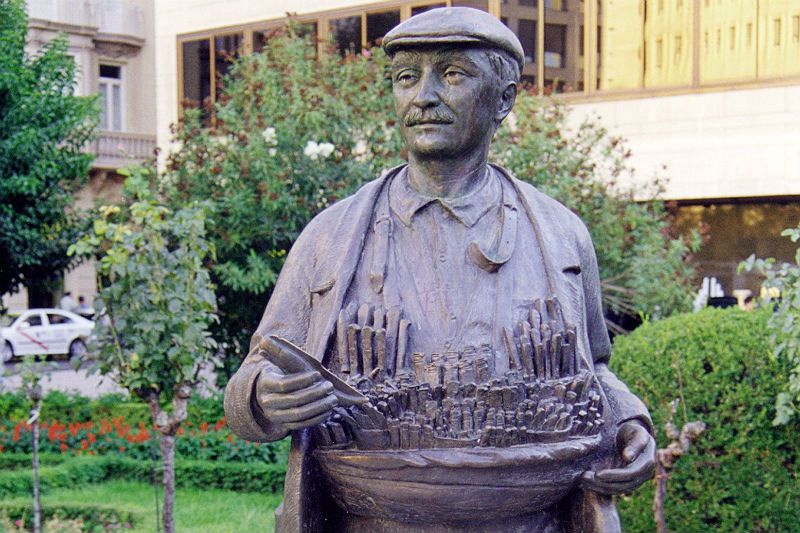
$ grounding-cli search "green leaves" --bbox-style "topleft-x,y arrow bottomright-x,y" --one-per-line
0,0 -> 99,304
739,222 -> 800,425
73,166 -> 218,403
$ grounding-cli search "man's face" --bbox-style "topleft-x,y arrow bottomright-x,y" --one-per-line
391,46 -> 501,159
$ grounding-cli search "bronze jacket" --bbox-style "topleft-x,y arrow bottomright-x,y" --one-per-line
224,165 -> 651,533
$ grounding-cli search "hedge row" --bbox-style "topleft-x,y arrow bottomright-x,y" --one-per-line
0,391 -> 224,427
0,454 -> 286,499
612,308 -> 800,533
0,502 -> 135,532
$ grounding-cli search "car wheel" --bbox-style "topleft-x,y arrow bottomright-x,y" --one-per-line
1,342 -> 13,364
68,339 -> 87,361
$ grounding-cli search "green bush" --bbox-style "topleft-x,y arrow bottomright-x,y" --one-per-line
611,308 -> 800,533
0,454 -> 286,499
0,391 -> 223,426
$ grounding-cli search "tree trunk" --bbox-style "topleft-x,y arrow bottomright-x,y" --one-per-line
144,383 -> 192,533
32,398 -> 41,533
653,459 -> 668,533
160,433 -> 176,533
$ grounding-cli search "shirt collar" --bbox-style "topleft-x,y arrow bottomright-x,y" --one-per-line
389,167 -> 502,227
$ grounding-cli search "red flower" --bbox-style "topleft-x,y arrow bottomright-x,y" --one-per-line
199,422 -> 209,433
12,424 -> 21,443
87,432 -> 97,444
81,440 -> 89,450
59,443 -> 68,453
215,417 -> 226,431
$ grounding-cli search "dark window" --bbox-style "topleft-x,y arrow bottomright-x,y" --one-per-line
47,314 -> 72,325
518,19 -> 537,63
253,23 -> 316,54
331,16 -> 362,55
214,33 -> 242,83
519,0 -> 537,7
411,3 -> 446,16
450,0 -> 489,11
366,10 -> 400,47
99,64 -> 121,79
544,24 -> 566,68
181,38 -> 211,116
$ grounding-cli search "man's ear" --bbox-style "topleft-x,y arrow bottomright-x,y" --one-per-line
495,81 -> 517,124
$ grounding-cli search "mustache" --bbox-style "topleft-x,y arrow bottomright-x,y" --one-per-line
404,108 -> 455,126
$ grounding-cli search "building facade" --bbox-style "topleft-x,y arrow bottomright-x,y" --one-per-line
2,0 -> 157,311
157,0 -> 800,299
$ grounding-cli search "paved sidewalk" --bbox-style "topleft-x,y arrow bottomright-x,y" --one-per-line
1,361 -> 124,397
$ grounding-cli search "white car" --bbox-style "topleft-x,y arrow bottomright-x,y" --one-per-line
1,309 -> 94,364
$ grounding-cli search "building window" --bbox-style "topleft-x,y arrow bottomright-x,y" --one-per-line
98,64 -> 122,131
411,3 -> 446,16
367,10 -> 401,48
331,16 -> 362,56
181,38 -> 211,115
544,24 -> 566,68
518,19 -> 537,64
253,23 -> 317,54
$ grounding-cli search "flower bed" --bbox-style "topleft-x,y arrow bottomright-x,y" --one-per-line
0,417 -> 287,464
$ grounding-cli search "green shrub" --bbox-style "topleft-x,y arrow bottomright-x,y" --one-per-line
611,307 -> 800,533
0,391 -> 221,427
0,455 -> 286,499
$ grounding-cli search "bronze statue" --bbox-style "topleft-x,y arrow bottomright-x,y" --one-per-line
225,7 -> 655,532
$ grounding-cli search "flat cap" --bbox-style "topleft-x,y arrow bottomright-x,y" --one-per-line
383,7 -> 524,70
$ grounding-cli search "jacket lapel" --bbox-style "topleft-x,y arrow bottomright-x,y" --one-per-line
307,165 -> 405,361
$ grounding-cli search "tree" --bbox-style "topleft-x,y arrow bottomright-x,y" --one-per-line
740,222 -> 800,425
69,168 -> 218,533
163,29 -> 697,378
0,0 -> 98,308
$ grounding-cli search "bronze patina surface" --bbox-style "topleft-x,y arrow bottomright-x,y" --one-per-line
225,7 -> 655,532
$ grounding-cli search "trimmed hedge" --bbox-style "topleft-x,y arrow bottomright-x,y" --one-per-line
0,391 -> 224,426
0,454 -> 286,499
612,308 -> 800,533
0,503 -> 135,531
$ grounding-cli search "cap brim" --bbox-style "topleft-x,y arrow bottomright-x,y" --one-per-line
384,34 -> 485,54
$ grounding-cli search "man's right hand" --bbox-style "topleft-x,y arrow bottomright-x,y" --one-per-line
255,368 -> 339,433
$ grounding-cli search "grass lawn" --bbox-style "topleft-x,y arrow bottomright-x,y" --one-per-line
4,481 -> 281,533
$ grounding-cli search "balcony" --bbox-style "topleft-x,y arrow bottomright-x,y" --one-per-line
88,131 -> 156,170
27,0 -> 145,43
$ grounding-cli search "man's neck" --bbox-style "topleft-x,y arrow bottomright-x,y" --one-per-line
406,150 -> 489,199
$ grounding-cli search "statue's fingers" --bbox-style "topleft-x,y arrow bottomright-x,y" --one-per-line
283,411 -> 332,431
594,437 -> 656,483
260,381 -> 334,410
267,394 -> 338,423
619,425 -> 652,462
580,471 -> 647,495
259,369 -> 320,394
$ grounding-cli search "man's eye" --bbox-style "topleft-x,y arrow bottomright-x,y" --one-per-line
395,72 -> 418,84
443,69 -> 467,81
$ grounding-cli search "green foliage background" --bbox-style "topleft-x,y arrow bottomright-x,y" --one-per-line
612,308 -> 800,533
162,31 -> 697,377
0,0 -> 98,305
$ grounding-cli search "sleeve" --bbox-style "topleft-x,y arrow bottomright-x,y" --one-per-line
224,219 -> 319,443
577,223 -> 654,435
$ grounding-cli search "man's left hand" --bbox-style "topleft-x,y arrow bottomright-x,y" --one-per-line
581,421 -> 656,495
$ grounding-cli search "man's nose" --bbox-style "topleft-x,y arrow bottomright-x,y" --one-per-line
411,72 -> 442,108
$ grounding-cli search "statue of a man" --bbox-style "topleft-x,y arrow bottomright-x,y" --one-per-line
225,8 -> 655,532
